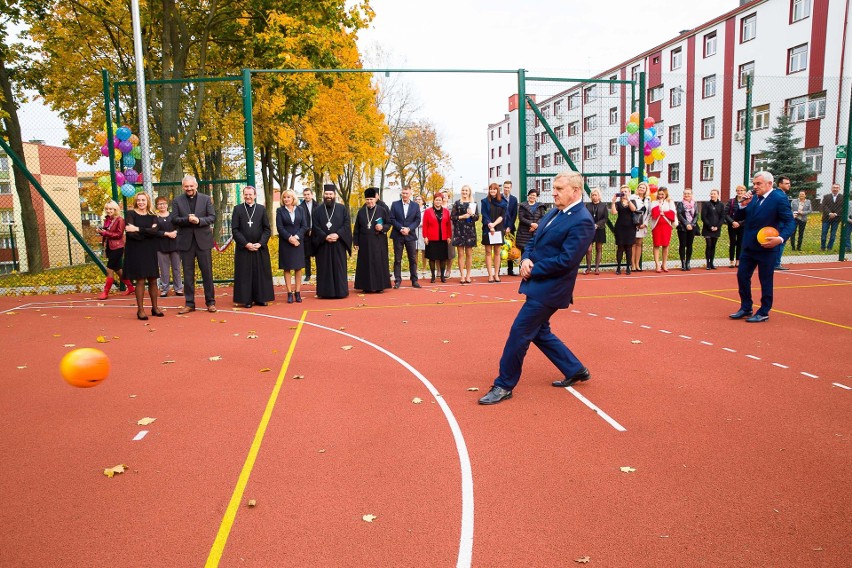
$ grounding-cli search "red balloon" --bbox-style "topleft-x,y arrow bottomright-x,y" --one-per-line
644,117 -> 656,128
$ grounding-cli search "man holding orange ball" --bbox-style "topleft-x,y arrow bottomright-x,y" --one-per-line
729,171 -> 795,323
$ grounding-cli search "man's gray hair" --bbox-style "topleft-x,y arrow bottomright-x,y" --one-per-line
554,170 -> 584,189
182,174 -> 197,184
753,170 -> 774,184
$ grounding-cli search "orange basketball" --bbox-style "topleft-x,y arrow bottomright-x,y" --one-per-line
757,226 -> 779,245
60,348 -> 110,388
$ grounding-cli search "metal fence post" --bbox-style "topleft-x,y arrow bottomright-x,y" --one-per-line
518,68 -> 527,200
744,74 -> 753,186
242,69 -> 256,188
638,72 -> 646,180
840,83 -> 852,262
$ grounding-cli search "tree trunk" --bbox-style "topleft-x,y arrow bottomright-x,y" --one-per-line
0,56 -> 43,274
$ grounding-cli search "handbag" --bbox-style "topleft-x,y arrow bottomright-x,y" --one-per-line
631,208 -> 645,226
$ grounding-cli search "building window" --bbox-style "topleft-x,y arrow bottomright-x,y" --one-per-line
540,132 -> 548,144
700,159 -> 714,181
553,99 -> 563,115
0,210 -> 13,225
609,170 -> 618,188
703,75 -> 716,98
496,165 -> 502,177
507,123 -> 510,135
554,152 -> 563,166
498,146 -> 502,157
648,86 -> 663,103
671,47 -> 682,70
704,32 -> 717,57
0,156 -> 8,172
542,106 -> 551,119
584,144 -> 597,160
554,125 -> 564,139
535,157 -> 540,173
542,179 -> 551,192
669,125 -> 681,145
631,65 -> 641,83
567,93 -> 579,110
803,147 -> 823,172
670,87 -> 682,108
788,44 -> 808,74
536,180 -> 541,191
0,182 -> 11,195
498,126 -> 502,137
568,148 -> 580,163
752,153 -> 771,174
668,163 -> 680,184
490,131 -> 494,141
568,121 -> 579,136
738,104 -> 772,132
741,14 -> 757,43
508,163 -> 511,175
609,75 -> 618,94
787,92 -> 826,122
655,121 -> 664,142
584,85 -> 597,104
489,167 -> 494,178
507,143 -> 510,155
584,115 -> 597,132
701,117 -> 715,139
541,155 -> 551,168
609,107 -> 619,125
739,62 -> 755,89
490,148 -> 494,159
792,0 -> 811,22
609,138 -> 618,155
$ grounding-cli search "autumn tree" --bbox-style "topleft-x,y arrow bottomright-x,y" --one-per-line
0,0 -> 45,273
393,121 -> 450,201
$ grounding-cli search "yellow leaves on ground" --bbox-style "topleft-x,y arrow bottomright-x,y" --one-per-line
161,360 -> 176,365
631,340 -> 642,344
466,387 -> 479,392
209,356 -> 222,361
136,417 -> 156,426
247,499 -> 257,508
575,557 -> 591,564
362,514 -> 377,523
96,335 -> 108,343
341,345 -> 353,351
103,464 -> 128,478
259,368 -> 272,373
620,466 -> 637,473
412,397 -> 423,404
292,374 -> 305,380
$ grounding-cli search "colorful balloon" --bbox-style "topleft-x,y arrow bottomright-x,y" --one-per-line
116,126 -> 132,141
651,148 -> 664,161
95,131 -> 108,145
644,147 -> 652,156
118,140 -> 133,154
629,112 -> 640,124
98,175 -> 111,190
644,128 -> 655,140
129,134 -> 140,146
627,133 -> 640,147
121,183 -> 136,198
628,178 -> 639,190
113,148 -> 122,162
131,146 -> 141,159
644,117 -> 656,128
123,155 -> 136,168
630,167 -> 639,178
626,122 -> 640,134
648,176 -> 659,186
648,137 -> 661,149
644,155 -> 655,165
124,169 -> 138,184
101,145 -> 110,157
114,171 -> 126,186
113,137 -> 121,149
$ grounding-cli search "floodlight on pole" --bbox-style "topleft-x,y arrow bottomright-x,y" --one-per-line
130,0 -> 154,196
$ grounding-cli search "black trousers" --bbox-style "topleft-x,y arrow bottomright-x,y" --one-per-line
181,240 -> 215,308
705,237 -> 718,266
728,225 -> 743,261
791,219 -> 807,250
678,231 -> 696,265
392,239 -> 418,282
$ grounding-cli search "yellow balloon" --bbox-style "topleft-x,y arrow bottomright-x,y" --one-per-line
113,148 -> 123,161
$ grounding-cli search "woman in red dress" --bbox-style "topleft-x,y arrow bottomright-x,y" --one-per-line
650,187 -> 677,272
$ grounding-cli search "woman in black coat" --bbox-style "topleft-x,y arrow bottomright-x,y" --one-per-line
676,188 -> 701,270
276,189 -> 308,303
700,189 -> 725,270
516,189 -> 546,251
585,189 -> 609,274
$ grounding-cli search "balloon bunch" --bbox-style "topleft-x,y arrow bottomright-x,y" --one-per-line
617,112 -> 665,194
95,125 -> 143,198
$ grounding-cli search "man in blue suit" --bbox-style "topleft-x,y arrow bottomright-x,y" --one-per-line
479,172 -> 596,405
389,185 -> 422,289
729,171 -> 795,323
502,180 -> 520,276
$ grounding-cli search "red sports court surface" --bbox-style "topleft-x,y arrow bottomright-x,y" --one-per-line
0,263 -> 849,567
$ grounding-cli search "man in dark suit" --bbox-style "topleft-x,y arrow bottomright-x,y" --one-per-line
729,171 -> 795,323
299,188 -> 317,282
479,171 -> 596,405
820,183 -> 843,250
502,180 -> 519,275
172,175 -> 217,313
389,185 -> 422,289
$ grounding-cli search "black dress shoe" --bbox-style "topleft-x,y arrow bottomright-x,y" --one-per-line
244,302 -> 253,308
552,367 -> 591,388
287,293 -> 294,304
393,281 -> 401,289
412,281 -> 422,288
430,276 -> 436,283
151,309 -> 165,317
729,309 -> 753,320
255,301 -> 267,307
746,314 -> 769,323
478,386 -> 513,405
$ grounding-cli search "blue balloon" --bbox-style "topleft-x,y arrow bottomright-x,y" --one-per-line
116,126 -> 132,141
630,166 -> 639,178
644,128 -> 655,140
123,155 -> 136,168
647,126 -> 656,138
120,183 -> 136,198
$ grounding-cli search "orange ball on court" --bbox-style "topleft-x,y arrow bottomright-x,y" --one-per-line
60,348 -> 110,388
757,226 -> 779,245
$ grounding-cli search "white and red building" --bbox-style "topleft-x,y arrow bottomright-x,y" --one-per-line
487,0 -> 851,203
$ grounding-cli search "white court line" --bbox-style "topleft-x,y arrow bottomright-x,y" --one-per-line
640,325 -> 651,329
565,387 -> 627,432
801,372 -> 819,379
133,430 -> 148,441
679,335 -> 692,339
700,341 -> 714,346
587,313 -> 598,317
622,320 -> 633,324
659,329 -> 672,334
605,317 -> 615,321
773,363 -> 789,369
722,347 -> 736,353
746,355 -> 761,361
572,309 -> 581,313
784,271 -> 852,284
832,383 -> 851,390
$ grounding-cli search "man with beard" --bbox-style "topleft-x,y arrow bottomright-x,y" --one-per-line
353,187 -> 392,293
231,186 -> 274,308
312,184 -> 352,298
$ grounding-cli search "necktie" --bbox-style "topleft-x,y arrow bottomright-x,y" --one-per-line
757,195 -> 765,206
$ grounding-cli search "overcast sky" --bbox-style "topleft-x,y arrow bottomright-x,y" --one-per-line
357,0 -> 734,190
18,0 -> 732,184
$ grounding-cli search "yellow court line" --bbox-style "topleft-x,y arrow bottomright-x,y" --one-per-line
205,310 -> 308,567
697,291 -> 852,330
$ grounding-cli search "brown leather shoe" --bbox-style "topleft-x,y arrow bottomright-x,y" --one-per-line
207,305 -> 218,313
177,306 -> 195,314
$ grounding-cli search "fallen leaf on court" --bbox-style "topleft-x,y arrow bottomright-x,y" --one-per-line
450,293 -> 457,298
218,320 -> 227,324
631,340 -> 642,344
129,395 -> 137,398
137,417 -> 156,426
575,557 -> 590,564
289,326 -> 297,330
17,365 -> 27,370
84,316 -> 93,320
209,356 -> 222,361
161,360 -> 176,365
259,368 -> 272,373
437,300 -> 444,304
318,449 -> 326,453
620,466 -> 636,473
292,374 -> 305,380
272,349 -> 278,353
442,340 -> 450,344
466,387 -> 479,391
96,335 -> 109,343
402,320 -> 408,324
5,311 -> 15,315
233,333 -> 240,337
325,314 -> 332,317
53,333 -> 61,337
112,336 -> 120,339
247,499 -> 257,508
247,333 -> 258,339
341,345 -> 353,351
358,294 -> 365,298
412,397 -> 423,404
338,326 -> 345,330
362,514 -> 377,523
96,303 -> 105,307
210,319 -> 217,322
103,464 -> 128,478
64,343 -> 76,348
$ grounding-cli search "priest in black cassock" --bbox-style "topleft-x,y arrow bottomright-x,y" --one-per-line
231,186 -> 274,308
312,184 -> 352,299
353,187 -> 392,293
